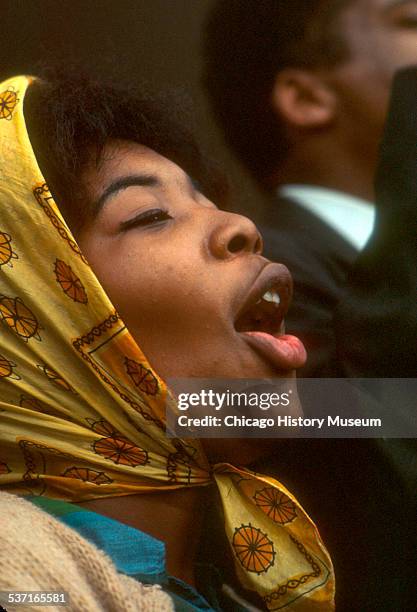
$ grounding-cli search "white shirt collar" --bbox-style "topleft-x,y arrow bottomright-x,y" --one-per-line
279,184 -> 375,251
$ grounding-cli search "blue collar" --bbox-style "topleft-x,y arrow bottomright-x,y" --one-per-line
28,496 -> 216,611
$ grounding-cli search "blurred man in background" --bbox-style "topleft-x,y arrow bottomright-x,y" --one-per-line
204,0 -> 417,376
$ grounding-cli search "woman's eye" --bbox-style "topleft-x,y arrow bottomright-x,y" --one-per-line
120,208 -> 172,230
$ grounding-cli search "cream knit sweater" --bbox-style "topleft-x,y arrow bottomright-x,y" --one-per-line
0,492 -> 174,612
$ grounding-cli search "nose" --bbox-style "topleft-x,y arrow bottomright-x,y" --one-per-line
208,211 -> 263,259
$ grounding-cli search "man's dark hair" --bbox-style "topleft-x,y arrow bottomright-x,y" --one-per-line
204,0 -> 352,187
25,68 -> 227,233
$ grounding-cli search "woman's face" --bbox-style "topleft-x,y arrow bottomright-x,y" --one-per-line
78,140 -> 306,381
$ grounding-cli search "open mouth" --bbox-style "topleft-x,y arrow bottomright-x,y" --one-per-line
234,264 -> 306,372
234,284 -> 287,336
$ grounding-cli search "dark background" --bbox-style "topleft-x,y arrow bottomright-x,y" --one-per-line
1,0 -> 267,221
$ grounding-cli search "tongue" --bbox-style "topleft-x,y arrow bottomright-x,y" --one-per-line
242,331 -> 307,371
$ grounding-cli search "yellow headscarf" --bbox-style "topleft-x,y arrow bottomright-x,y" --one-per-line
0,75 -> 334,610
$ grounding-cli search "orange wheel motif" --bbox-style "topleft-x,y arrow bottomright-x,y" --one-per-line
93,436 -> 148,467
54,259 -> 88,303
19,394 -> 47,413
0,461 -> 11,475
125,357 -> 158,395
87,418 -> 120,437
254,487 -> 297,524
37,364 -> 75,392
0,354 -> 19,379
0,232 -> 18,268
62,466 -> 113,485
232,523 -> 276,574
0,88 -> 19,120
0,295 -> 41,341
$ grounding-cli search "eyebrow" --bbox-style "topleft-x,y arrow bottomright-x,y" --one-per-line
92,174 -> 161,216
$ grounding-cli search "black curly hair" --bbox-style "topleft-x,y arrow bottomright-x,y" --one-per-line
24,67 -> 228,234
204,0 -> 352,187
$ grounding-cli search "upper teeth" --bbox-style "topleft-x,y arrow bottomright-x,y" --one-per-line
261,290 -> 280,306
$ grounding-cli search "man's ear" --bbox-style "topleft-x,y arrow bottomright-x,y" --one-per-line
271,68 -> 337,129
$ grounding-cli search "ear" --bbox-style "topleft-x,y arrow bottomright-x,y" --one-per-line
271,68 -> 337,129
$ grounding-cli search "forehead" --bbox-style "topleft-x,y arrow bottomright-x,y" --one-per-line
96,141 -> 180,176
83,141 -> 187,194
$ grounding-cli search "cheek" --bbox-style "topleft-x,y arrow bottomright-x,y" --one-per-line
331,59 -> 390,131
81,234 -> 231,370
92,254 -> 210,335
374,32 -> 417,70
342,31 -> 417,113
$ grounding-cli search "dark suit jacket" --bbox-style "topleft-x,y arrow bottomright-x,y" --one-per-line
259,200 -> 416,611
